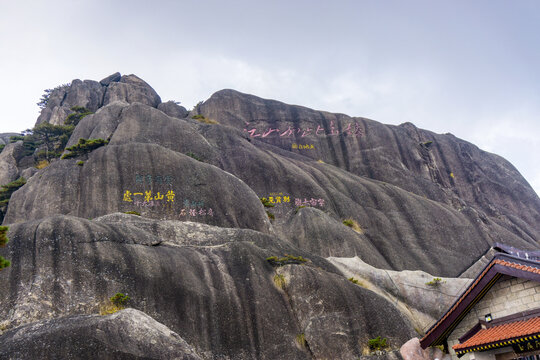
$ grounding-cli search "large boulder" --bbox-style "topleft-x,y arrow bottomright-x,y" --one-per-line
100,72 -> 122,86
62,79 -> 104,112
0,141 -> 24,185
400,337 -> 451,360
2,73 -> 540,359
65,101 -> 130,147
0,308 -> 202,360
158,100 -> 189,119
103,74 -> 161,108
35,73 -> 162,128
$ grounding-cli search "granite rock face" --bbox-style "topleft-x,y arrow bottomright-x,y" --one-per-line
199,89 -> 540,239
158,100 -> 189,119
6,96 -> 536,276
36,73 -> 161,126
0,141 -> 24,185
1,73 -> 539,358
0,214 -> 414,359
103,74 -> 161,108
0,308 -> 202,360
328,256 -> 472,332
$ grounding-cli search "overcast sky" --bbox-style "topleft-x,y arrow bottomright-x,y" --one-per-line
1,0 -> 539,195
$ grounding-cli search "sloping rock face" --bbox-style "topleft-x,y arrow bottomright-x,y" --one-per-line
0,308 -> 202,360
1,73 -> 539,358
199,89 -> 540,245
6,94 -> 537,276
0,214 -> 416,359
328,256 -> 472,333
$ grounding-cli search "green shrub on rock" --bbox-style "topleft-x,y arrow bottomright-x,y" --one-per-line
368,336 -> 388,351
61,138 -> 108,159
0,178 -> 26,224
266,254 -> 308,267
65,106 -> 93,126
100,292 -> 131,315
0,225 -> 10,270
260,198 -> 275,207
0,226 -> 8,247
110,292 -> 130,307
0,177 -> 26,207
425,277 -> 444,286
0,257 -> 10,270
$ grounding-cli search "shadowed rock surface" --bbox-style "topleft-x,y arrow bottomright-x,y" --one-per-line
199,89 -> 540,240
0,214 -> 413,359
0,308 -> 202,360
1,73 -> 539,358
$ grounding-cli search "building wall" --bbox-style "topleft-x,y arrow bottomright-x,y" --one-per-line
446,276 -> 540,359
460,346 -> 514,360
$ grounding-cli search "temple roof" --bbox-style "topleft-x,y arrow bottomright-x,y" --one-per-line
453,316 -> 540,356
420,252 -> 540,348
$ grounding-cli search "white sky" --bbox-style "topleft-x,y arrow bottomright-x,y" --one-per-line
1,0 -> 539,195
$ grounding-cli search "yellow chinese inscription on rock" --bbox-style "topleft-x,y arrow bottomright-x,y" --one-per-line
123,190 -> 133,202
144,191 -> 152,202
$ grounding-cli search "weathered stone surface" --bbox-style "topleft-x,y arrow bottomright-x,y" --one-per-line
0,308 -> 202,360
20,167 -> 38,180
0,214 -> 339,359
0,133 -> 19,145
0,141 -> 23,185
278,264 -> 417,359
36,106 -> 54,125
103,74 -> 161,108
36,79 -> 105,125
328,256 -> 472,331
2,74 -> 539,358
158,100 -> 189,119
400,337 -> 451,360
458,247 -> 500,279
4,143 -> 271,233
100,71 -> 122,86
65,100 -> 129,147
63,79 -> 104,112
200,89 -> 540,247
6,99 -> 538,277
359,351 -> 403,360
46,104 -> 71,125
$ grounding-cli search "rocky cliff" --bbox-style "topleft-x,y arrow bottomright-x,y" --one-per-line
0,73 -> 538,359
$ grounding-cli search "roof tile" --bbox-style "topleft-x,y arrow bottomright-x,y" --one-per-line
453,316 -> 540,350
421,258 -> 540,345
